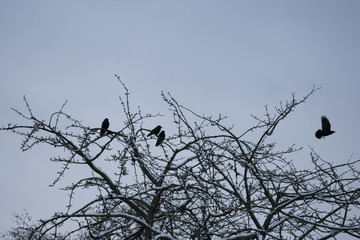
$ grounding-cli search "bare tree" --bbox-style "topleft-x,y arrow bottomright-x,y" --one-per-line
1,77 -> 360,239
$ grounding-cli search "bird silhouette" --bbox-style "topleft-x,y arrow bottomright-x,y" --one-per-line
156,131 -> 165,146
100,118 -> 109,136
315,116 -> 335,139
147,125 -> 162,137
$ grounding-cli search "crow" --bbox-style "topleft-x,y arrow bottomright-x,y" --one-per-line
156,131 -> 165,146
315,116 -> 335,139
100,118 -> 109,136
147,125 -> 162,137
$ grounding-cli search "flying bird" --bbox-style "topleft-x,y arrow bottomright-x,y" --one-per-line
315,116 -> 335,139
100,118 -> 109,136
156,130 -> 165,146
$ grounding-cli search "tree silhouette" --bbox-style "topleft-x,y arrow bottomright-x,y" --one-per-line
1,77 -> 360,239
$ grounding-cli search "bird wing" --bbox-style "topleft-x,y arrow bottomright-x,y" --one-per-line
321,116 -> 331,132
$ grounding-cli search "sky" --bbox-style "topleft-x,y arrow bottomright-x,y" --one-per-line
1,0 -> 360,237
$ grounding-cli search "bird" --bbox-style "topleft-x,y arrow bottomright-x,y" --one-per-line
147,125 -> 162,137
100,118 -> 109,136
315,116 -> 335,139
156,131 -> 165,146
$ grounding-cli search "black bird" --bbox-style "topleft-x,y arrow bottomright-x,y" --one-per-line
147,125 -> 162,137
156,131 -> 165,146
315,116 -> 335,139
100,118 -> 109,136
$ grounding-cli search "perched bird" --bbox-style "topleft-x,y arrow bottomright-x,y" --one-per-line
315,116 -> 335,139
100,118 -> 109,136
147,125 -> 162,137
156,130 -> 165,146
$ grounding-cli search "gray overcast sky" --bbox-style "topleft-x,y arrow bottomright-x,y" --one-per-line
1,1 -> 360,237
